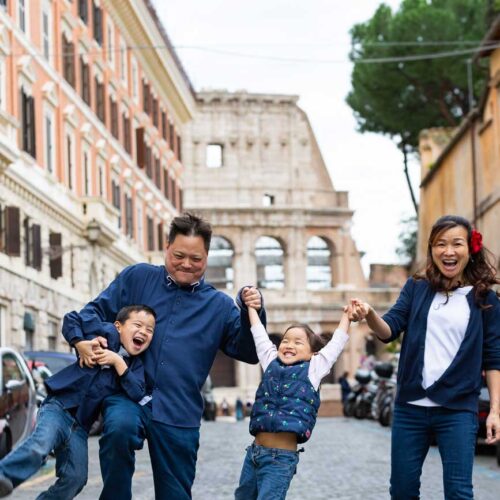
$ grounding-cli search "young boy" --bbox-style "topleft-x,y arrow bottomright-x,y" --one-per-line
235,293 -> 350,499
0,304 -> 156,499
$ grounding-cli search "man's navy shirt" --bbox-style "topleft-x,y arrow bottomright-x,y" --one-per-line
62,263 -> 263,427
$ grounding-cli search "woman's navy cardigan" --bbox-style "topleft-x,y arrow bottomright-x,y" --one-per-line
381,278 -> 500,413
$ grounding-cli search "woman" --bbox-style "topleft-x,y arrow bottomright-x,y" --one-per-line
350,215 -> 500,499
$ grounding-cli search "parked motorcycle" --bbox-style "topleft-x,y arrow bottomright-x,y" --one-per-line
343,369 -> 373,419
370,362 -> 395,424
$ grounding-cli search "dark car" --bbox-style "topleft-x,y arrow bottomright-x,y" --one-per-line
23,350 -> 76,375
0,348 -> 37,458
477,385 -> 500,466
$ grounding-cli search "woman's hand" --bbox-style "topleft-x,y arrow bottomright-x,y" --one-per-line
242,287 -> 262,311
486,410 -> 500,444
347,299 -> 371,322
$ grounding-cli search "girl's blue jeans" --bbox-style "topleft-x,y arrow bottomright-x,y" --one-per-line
390,403 -> 478,500
0,397 -> 88,499
235,442 -> 300,500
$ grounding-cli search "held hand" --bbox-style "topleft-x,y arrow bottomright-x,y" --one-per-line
75,339 -> 101,368
242,287 -> 262,311
94,349 -> 120,367
486,411 -> 500,444
347,298 -> 371,322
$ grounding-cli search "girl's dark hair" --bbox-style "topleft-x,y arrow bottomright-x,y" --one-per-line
116,304 -> 157,324
281,323 -> 332,353
415,214 -> 499,304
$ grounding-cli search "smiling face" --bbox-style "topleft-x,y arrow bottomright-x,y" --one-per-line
115,310 -> 155,356
165,234 -> 208,286
430,225 -> 470,285
278,327 -> 313,365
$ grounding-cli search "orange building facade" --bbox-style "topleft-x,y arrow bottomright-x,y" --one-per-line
418,20 -> 500,266
0,0 -> 194,349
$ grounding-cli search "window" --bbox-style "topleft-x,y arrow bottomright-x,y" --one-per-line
122,114 -> 131,154
125,194 -> 133,238
145,146 -> 152,179
80,57 -> 91,105
146,216 -> 154,251
154,157 -> 161,188
142,81 -> 150,114
152,97 -> 158,127
23,218 -> 41,270
206,144 -> 223,168
98,161 -> 106,197
176,134 -> 182,162
21,89 -> 36,158
255,236 -> 284,289
2,353 -> 25,382
135,127 -> 145,168
106,19 -> 114,66
111,180 -> 121,228
95,77 -> 105,122
206,236 -> 234,289
82,149 -> 91,196
262,194 -> 274,206
42,3 -> 51,61
163,168 -> 169,200
1,206 -> 21,256
157,222 -> 163,251
62,35 -> 75,87
120,39 -> 127,84
307,236 -> 332,290
161,111 -> 167,140
49,232 -> 62,279
110,97 -> 119,139
44,111 -> 55,173
65,133 -> 75,191
78,0 -> 88,24
93,1 -> 103,45
48,320 -> 58,350
18,0 -> 26,33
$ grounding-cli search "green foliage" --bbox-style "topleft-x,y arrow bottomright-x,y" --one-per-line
396,215 -> 418,267
347,0 -> 492,151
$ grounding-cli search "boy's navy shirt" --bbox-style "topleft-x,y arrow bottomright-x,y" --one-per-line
45,318 -> 146,432
62,263 -> 263,428
382,278 -> 500,412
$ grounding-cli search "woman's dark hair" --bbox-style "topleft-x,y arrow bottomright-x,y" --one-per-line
116,304 -> 157,324
281,323 -> 332,353
415,214 -> 499,304
168,212 -> 212,252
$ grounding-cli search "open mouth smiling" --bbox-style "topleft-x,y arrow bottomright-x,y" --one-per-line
132,336 -> 146,347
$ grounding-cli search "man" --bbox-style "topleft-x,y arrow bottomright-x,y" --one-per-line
63,213 -> 265,499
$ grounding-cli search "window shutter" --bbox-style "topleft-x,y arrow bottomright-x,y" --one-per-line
5,206 -> 21,256
32,224 -> 42,270
136,127 -> 145,168
157,223 -> 163,251
49,232 -> 62,279
29,96 -> 36,158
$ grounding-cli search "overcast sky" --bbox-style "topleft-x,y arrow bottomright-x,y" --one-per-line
152,0 -> 419,275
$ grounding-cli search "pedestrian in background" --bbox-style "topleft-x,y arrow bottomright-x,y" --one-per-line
338,371 -> 351,404
63,213 -> 265,500
235,398 -> 244,421
235,296 -> 350,499
349,215 -> 500,499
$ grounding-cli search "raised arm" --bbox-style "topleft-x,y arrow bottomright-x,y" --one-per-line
248,306 -> 277,372
309,311 -> 350,389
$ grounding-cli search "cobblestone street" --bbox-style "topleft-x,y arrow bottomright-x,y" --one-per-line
14,417 -> 500,499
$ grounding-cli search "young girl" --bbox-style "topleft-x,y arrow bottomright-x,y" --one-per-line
235,299 -> 350,499
349,215 -> 500,499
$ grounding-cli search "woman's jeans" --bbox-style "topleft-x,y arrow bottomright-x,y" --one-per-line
235,443 -> 300,500
391,403 -> 478,500
0,397 -> 88,500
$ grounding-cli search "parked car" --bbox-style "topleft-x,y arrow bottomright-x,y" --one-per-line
477,383 -> 500,466
23,350 -> 76,376
0,347 -> 37,458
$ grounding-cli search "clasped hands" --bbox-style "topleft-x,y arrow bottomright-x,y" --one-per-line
75,336 -> 111,368
344,298 -> 371,323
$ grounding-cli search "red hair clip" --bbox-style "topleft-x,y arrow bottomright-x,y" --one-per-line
470,229 -> 483,254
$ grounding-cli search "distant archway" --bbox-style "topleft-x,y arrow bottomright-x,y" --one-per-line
306,236 -> 332,290
207,235 -> 234,289
255,236 -> 284,289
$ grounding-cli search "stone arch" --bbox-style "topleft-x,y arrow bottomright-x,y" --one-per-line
306,236 -> 333,289
255,236 -> 285,289
206,235 -> 234,290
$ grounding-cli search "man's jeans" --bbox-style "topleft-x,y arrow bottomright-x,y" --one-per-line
234,443 -> 300,500
99,393 -> 200,500
0,397 -> 88,500
391,403 -> 478,500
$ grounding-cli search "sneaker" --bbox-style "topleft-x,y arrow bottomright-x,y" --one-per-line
0,476 -> 13,497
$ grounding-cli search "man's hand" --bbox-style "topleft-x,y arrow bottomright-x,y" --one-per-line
242,287 -> 262,311
75,336 -> 108,368
486,410 -> 500,444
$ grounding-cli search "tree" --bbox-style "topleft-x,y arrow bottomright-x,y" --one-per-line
346,0 -> 494,214
396,215 -> 418,269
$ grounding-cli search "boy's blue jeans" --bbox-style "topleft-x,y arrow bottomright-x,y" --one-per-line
0,397 -> 88,499
235,443 -> 300,500
390,403 -> 478,500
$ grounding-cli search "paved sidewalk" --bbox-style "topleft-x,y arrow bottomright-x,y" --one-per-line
13,417 -> 500,499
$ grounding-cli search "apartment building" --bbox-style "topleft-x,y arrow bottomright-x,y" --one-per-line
0,0 -> 195,349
